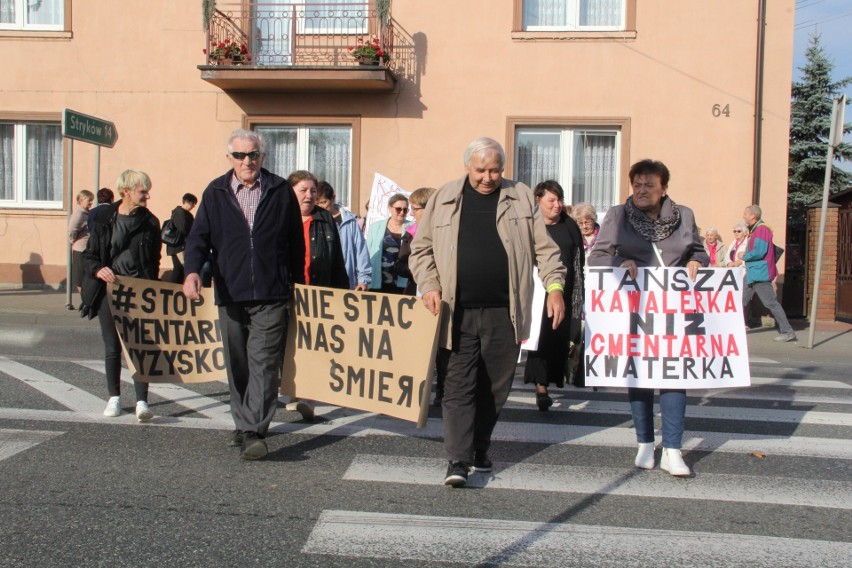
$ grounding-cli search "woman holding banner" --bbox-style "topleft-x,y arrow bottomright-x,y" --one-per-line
588,159 -> 708,477
80,170 -> 161,421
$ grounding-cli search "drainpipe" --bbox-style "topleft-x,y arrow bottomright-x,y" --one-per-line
752,0 -> 767,205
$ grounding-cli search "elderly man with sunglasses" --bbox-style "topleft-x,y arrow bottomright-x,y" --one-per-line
183,128 -> 305,461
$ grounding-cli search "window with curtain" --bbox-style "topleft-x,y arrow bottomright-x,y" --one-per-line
515,126 -> 619,213
0,0 -> 63,29
302,0 -> 369,35
523,0 -> 624,31
0,121 -> 63,208
255,124 -> 353,207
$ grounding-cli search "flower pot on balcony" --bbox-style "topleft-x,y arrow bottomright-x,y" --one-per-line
220,57 -> 233,66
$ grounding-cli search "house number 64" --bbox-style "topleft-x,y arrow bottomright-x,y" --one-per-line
712,104 -> 731,118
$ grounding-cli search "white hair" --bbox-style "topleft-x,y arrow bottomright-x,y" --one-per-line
227,128 -> 265,154
463,137 -> 505,168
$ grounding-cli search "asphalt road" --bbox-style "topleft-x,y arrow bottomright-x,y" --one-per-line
0,312 -> 850,567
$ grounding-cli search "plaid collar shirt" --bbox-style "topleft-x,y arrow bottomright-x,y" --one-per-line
230,172 -> 263,230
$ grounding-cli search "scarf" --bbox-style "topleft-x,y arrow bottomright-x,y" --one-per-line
624,196 -> 681,242
582,227 -> 598,252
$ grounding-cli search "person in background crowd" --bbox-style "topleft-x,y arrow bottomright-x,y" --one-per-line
726,221 -> 757,328
87,187 -> 115,232
69,189 -> 94,295
182,129 -> 305,461
739,204 -> 797,342
394,186 -> 448,406
366,193 -> 413,294
588,159 -> 709,477
703,227 -> 727,267
80,171 -> 160,422
165,193 -> 198,284
358,201 -> 369,232
316,180 -> 371,290
282,171 -> 350,422
572,202 -> 599,262
523,180 -> 584,411
410,137 -> 566,488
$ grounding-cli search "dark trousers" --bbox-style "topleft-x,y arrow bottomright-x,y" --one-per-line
219,300 -> 289,436
167,253 -> 185,284
442,307 -> 520,463
743,281 -> 794,334
97,293 -> 149,402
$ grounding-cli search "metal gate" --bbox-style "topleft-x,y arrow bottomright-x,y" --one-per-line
837,205 -> 852,321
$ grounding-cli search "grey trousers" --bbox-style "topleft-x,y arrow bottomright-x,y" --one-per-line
743,282 -> 794,335
442,307 -> 521,463
219,300 -> 289,436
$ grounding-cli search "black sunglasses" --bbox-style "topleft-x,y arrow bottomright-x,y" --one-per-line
231,151 -> 261,161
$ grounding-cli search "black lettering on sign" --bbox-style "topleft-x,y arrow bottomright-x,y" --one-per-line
141,288 -> 156,314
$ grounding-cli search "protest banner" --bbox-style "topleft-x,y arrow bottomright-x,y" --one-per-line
584,267 -> 750,389
520,267 -> 545,355
363,172 -> 412,231
108,276 -> 225,383
281,284 -> 440,427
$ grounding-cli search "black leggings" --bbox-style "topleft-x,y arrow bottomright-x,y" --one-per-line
97,293 -> 148,402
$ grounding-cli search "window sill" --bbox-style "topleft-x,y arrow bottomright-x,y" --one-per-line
511,30 -> 637,42
1,207 -> 66,216
0,30 -> 72,40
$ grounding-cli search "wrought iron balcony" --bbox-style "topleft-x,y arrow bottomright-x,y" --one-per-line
199,2 -> 397,92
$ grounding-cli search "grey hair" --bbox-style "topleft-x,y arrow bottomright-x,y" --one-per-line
227,128 -> 265,154
705,226 -> 723,243
733,221 -> 748,233
746,204 -> 761,218
464,137 -> 505,168
571,202 -> 598,222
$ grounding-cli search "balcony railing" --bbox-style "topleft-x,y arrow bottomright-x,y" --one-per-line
203,2 -> 393,68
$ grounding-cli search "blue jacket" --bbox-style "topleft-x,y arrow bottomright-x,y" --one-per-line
366,216 -> 413,290
334,205 -> 372,289
742,219 -> 778,284
184,169 -> 305,305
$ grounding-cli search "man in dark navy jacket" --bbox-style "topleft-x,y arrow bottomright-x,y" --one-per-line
183,129 -> 305,461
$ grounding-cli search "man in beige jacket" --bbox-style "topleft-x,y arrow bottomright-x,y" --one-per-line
410,137 -> 566,487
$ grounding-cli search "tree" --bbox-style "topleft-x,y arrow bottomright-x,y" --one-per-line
788,34 -> 852,225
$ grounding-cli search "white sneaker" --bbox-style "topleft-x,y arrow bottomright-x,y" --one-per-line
635,442 -> 656,469
103,396 -> 121,417
660,448 -> 691,476
135,401 -> 153,422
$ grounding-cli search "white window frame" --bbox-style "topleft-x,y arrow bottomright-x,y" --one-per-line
299,0 -> 369,35
522,0 -> 625,32
254,122 -> 355,207
513,125 -> 622,212
0,0 -> 64,31
0,121 -> 63,209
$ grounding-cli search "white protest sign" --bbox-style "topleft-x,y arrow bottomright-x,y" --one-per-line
364,172 -> 412,231
584,267 -> 750,389
520,267 -> 545,354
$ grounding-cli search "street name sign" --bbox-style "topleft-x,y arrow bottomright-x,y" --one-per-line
62,109 -> 118,148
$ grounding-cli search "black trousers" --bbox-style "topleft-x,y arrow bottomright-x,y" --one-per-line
441,307 -> 520,463
97,293 -> 149,402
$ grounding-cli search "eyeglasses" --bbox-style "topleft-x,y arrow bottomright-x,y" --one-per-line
410,205 -> 424,212
733,230 -> 743,233
392,206 -> 409,214
231,151 -> 261,161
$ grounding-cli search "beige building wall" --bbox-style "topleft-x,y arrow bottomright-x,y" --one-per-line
0,0 -> 794,286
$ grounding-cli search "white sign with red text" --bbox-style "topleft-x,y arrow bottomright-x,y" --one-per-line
584,267 -> 750,389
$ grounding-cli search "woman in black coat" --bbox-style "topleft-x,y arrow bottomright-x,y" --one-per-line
80,170 -> 161,421
523,180 -> 584,411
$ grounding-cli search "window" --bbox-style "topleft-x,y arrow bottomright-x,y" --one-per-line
255,123 -> 354,207
514,125 -> 621,213
0,121 -> 63,209
523,0 -> 625,30
302,0 -> 369,35
0,0 -> 64,30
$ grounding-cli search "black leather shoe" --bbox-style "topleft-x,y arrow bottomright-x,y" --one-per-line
536,392 -> 553,411
433,390 -> 443,407
240,432 -> 268,461
473,450 -> 492,472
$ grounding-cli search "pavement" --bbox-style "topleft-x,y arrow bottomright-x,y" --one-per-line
1,288 -> 850,365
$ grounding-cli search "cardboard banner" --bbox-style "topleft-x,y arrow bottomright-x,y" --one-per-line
108,276 -> 225,383
584,267 -> 750,389
281,284 -> 440,427
363,172 -> 412,231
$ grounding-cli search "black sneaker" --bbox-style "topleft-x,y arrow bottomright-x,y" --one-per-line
433,391 -> 443,407
240,432 -> 268,461
536,392 -> 553,411
444,461 -> 470,487
228,430 -> 244,447
473,451 -> 492,472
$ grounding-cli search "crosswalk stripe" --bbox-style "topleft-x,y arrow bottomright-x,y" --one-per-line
0,428 -> 63,461
343,454 -> 852,509
303,510 -> 852,567
0,356 -> 106,413
72,360 -> 233,421
503,395 -> 852,426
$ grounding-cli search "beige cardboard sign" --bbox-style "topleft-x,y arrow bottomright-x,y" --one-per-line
282,284 -> 440,428
108,276 -> 225,383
